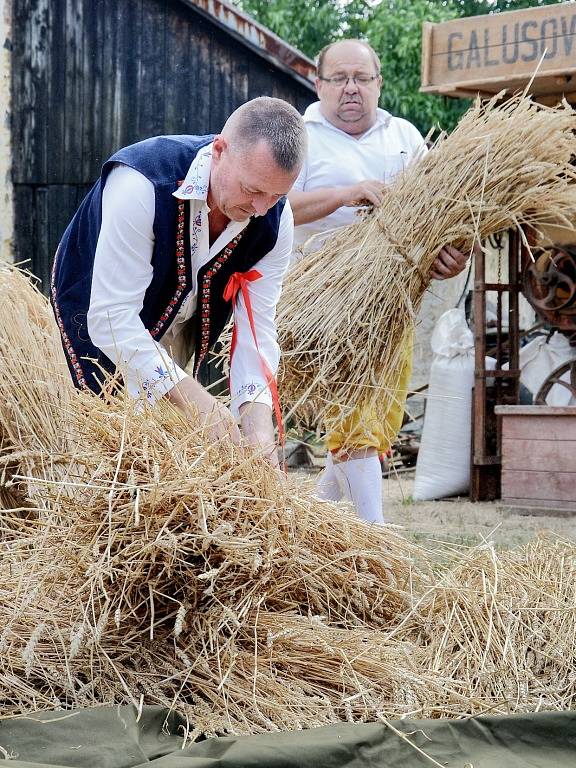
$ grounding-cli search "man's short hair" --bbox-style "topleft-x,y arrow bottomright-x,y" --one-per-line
316,40 -> 381,78
224,97 -> 306,173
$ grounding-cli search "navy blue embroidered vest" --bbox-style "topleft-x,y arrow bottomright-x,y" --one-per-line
51,135 -> 286,393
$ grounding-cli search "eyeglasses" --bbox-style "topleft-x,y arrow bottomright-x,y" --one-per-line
318,74 -> 380,87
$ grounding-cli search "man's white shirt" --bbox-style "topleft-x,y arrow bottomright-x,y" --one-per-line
292,102 -> 426,252
87,143 -> 293,417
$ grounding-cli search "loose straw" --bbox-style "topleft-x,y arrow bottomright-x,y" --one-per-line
1,231 -> 576,738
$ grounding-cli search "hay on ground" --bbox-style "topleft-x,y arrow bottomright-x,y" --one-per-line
2,258 -> 576,736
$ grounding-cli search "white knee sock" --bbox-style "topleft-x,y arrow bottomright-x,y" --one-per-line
333,454 -> 384,525
315,452 -> 343,501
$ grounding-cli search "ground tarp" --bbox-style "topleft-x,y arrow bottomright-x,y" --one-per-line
0,707 -> 575,768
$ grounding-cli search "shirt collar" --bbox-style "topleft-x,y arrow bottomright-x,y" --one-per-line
173,142 -> 213,201
303,101 -> 392,138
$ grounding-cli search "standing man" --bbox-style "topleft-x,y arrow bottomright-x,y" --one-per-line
288,40 -> 467,521
51,97 -> 307,466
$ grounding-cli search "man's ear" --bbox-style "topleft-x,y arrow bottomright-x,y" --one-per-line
212,135 -> 227,162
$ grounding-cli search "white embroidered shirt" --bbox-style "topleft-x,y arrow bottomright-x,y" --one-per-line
87,143 -> 293,417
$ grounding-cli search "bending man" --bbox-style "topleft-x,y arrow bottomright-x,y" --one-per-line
52,97 -> 307,466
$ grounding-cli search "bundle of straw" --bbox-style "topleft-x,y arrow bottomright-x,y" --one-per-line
277,96 -> 576,439
3,267 -> 576,737
0,392 -> 425,731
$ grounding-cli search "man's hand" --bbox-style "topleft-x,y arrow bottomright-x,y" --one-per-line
166,376 -> 241,445
341,180 -> 387,208
430,245 -> 469,281
289,181 -> 387,226
239,401 -> 279,467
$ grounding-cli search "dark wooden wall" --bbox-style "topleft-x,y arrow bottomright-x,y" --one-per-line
11,0 -> 314,291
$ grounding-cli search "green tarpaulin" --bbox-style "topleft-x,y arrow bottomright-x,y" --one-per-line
0,706 -> 575,767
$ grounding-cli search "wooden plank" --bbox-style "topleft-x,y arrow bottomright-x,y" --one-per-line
421,22 -> 433,89
115,0 -> 142,149
46,0 -> 65,183
58,0 -> 85,184
423,3 -> 576,91
137,0 -> 167,140
80,0 -> 104,182
501,469 -> 576,502
496,405 -> 576,416
501,501 -> 576,516
10,0 -> 33,183
100,0 -> 123,159
12,0 -> 51,184
191,16 -> 213,134
502,437 -> 576,472
164,3 -> 194,135
500,414 -> 576,442
230,46 -> 249,108
210,34 -> 236,132
421,72 -> 576,99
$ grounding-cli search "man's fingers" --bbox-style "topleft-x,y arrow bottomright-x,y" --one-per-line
358,189 -> 382,207
431,246 -> 468,280
346,180 -> 386,208
224,415 -> 241,445
202,404 -> 241,445
364,181 -> 386,206
442,245 -> 468,269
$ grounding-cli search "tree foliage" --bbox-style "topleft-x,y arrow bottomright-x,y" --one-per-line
362,1 -> 465,135
237,0 -> 344,59
454,0 -> 567,16
236,0 -> 572,134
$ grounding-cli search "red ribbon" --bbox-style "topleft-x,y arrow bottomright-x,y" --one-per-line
223,270 -> 284,448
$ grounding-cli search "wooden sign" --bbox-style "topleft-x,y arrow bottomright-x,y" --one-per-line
421,2 -> 576,101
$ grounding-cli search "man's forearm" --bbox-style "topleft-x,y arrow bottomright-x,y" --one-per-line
289,179 -> 387,226
288,188 -> 346,226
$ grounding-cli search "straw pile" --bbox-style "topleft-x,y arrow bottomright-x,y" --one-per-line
393,536 -> 576,715
0,265 -> 74,526
277,95 -> 576,438
0,264 -> 424,731
0,396 -> 424,732
2,267 -> 576,735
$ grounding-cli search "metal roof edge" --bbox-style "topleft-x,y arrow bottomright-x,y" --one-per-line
180,0 -> 317,92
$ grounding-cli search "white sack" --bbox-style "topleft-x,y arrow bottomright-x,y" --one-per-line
414,309 -> 488,501
519,332 -> 576,406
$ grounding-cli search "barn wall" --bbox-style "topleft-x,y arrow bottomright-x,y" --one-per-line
11,0 -> 314,290
0,0 -> 12,263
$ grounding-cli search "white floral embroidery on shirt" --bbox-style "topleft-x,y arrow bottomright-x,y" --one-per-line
142,364 -> 173,401
237,382 -> 258,397
174,146 -> 212,200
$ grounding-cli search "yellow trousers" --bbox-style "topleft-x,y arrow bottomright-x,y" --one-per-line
326,337 -> 413,455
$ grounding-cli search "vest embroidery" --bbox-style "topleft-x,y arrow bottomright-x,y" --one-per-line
149,197 -> 188,339
193,232 -> 244,376
50,255 -> 87,389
